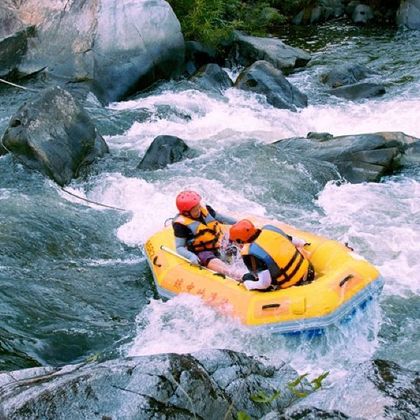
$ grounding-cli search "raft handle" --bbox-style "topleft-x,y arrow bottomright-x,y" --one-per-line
339,274 -> 354,287
153,256 -> 162,267
262,303 -> 281,310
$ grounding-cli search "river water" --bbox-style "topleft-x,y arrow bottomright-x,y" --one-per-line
0,23 -> 419,412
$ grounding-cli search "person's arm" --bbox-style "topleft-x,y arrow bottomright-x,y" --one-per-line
206,205 -> 236,225
173,222 -> 200,264
242,270 -> 272,290
291,236 -> 310,247
175,237 -> 200,265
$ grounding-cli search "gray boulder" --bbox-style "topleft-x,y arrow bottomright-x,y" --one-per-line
292,0 -> 345,25
320,63 -> 376,88
1,86 -> 108,185
286,359 -> 419,419
0,2 -> 25,39
352,4 -> 374,24
397,0 -> 420,29
0,3 -> 35,78
0,349 -> 299,419
138,135 -> 197,171
273,132 -> 419,183
235,60 -> 308,111
189,63 -> 233,94
328,82 -> 386,100
1,0 -> 184,103
185,40 -> 217,76
320,63 -> 385,101
228,31 -> 311,72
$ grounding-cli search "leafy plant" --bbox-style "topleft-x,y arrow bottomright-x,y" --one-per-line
167,0 -> 309,47
237,412 -> 251,420
248,371 -> 330,410
168,0 -> 238,47
250,389 -> 281,404
288,371 -> 330,398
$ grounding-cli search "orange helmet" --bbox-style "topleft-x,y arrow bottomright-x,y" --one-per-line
176,190 -> 201,213
229,219 -> 258,243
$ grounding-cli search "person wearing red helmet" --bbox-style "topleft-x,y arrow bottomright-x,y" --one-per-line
229,219 -> 314,291
173,190 -> 240,278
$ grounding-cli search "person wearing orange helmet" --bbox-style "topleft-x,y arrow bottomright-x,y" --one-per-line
173,190 -> 240,278
229,219 -> 314,290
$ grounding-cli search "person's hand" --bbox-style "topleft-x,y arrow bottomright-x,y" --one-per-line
189,255 -> 200,266
292,237 -> 307,247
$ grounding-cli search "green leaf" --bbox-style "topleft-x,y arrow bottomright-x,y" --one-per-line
311,371 -> 330,390
85,352 -> 100,363
288,373 -> 309,388
250,389 -> 281,404
290,388 -> 309,398
250,390 -> 271,403
237,411 -> 251,420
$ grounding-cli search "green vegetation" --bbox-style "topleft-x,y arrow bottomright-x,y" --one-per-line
236,371 -> 330,418
168,0 -> 307,47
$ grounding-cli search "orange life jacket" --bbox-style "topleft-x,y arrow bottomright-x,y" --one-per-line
241,224 -> 309,288
173,207 -> 222,253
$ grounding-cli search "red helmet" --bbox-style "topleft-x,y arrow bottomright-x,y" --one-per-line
176,190 -> 201,213
229,219 -> 258,243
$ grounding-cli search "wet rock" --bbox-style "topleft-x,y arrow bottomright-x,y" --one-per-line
0,138 -> 8,155
189,63 -> 233,94
0,2 -> 25,39
328,82 -> 386,100
272,132 -> 419,183
307,132 -> 334,141
320,63 -> 376,88
277,407 -> 350,419
286,359 -> 419,419
352,4 -> 374,24
1,86 -> 108,185
228,31 -> 311,72
292,0 -> 345,25
320,64 -> 385,101
137,135 -> 197,171
397,0 -> 420,30
0,25 -> 36,79
235,60 -> 308,111
1,0 -> 184,103
185,41 -> 217,76
0,349 -> 299,419
0,3 -> 36,78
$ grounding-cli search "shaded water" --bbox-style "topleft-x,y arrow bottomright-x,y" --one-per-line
0,23 -> 419,413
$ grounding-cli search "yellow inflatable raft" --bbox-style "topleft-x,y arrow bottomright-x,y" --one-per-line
145,216 -> 383,333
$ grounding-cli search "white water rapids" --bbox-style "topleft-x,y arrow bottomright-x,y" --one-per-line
61,80 -> 420,386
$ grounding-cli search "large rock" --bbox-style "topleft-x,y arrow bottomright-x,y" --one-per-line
352,4 -> 374,24
228,31 -> 311,72
235,60 -> 308,111
397,0 -> 420,29
292,0 -> 345,25
320,63 -> 376,88
137,135 -> 197,171
1,0 -> 185,103
1,86 -> 108,185
0,3 -> 35,78
273,132 -> 419,183
327,82 -> 386,100
0,349 -> 300,419
189,63 -> 233,94
184,40 -> 217,76
320,64 -> 385,101
287,359 -> 419,419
